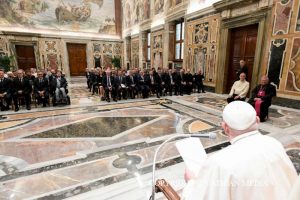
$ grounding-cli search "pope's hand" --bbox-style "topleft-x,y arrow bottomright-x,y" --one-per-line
184,168 -> 196,183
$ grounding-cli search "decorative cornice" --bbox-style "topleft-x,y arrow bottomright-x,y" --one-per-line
213,0 -> 260,11
185,5 -> 217,21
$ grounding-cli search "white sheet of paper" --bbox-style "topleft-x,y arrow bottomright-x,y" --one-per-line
175,138 -> 207,176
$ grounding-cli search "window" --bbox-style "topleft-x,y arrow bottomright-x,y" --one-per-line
175,21 -> 184,60
147,32 -> 151,61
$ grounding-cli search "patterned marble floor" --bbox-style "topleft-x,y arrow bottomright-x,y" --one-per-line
0,77 -> 299,200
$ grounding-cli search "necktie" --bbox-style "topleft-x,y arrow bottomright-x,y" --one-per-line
108,76 -> 111,87
39,79 -> 42,83
131,76 -> 134,84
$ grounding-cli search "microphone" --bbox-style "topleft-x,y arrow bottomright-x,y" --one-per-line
150,132 -> 217,200
190,132 -> 217,139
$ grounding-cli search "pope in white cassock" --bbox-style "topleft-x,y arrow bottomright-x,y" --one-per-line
182,101 -> 297,200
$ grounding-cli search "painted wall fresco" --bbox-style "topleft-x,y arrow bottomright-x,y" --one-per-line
273,0 -> 293,35
185,14 -> 220,85
296,5 -> 300,31
262,0 -> 300,97
152,31 -> 163,69
131,38 -> 139,68
39,39 -> 63,71
123,0 -> 150,29
0,36 -> 10,56
93,42 -> 122,68
286,38 -> 300,92
0,0 -> 116,34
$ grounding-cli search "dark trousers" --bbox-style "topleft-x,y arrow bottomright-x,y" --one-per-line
13,92 -> 31,109
166,84 -> 173,96
118,87 -> 128,99
174,84 -> 182,95
139,85 -> 149,98
104,87 -> 117,101
35,91 -> 49,106
0,94 -> 12,110
186,83 -> 193,95
196,83 -> 205,93
128,85 -> 138,99
92,83 -> 100,94
227,94 -> 246,103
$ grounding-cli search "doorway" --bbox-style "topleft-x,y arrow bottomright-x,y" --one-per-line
15,45 -> 36,71
67,43 -> 87,76
225,24 -> 258,93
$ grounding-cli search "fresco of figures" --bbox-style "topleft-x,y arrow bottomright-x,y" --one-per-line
0,0 -> 116,34
123,0 -> 150,29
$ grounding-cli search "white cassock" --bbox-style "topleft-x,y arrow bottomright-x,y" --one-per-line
182,131 -> 297,200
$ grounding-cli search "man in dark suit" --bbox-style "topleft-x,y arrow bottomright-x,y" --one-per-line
102,69 -> 117,102
173,69 -> 182,96
12,69 -> 32,111
165,69 -> 174,96
126,70 -> 138,99
248,76 -> 276,122
116,70 -> 128,100
34,71 -> 49,107
185,69 -> 193,95
194,69 -> 205,93
236,60 -> 248,80
138,70 -> 150,98
0,69 -> 12,111
179,69 -> 186,95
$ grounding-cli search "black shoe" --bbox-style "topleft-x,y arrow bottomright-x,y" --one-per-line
1,107 -> 5,111
26,106 -> 31,110
43,104 -> 47,107
113,98 -> 117,102
107,99 -> 110,102
15,107 -> 19,112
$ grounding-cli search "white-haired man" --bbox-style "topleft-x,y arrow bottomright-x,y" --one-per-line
182,101 -> 297,200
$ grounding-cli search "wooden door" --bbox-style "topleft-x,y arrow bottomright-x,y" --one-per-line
67,43 -> 87,76
225,24 -> 258,93
15,45 -> 36,71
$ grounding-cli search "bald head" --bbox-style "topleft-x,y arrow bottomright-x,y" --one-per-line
260,75 -> 269,86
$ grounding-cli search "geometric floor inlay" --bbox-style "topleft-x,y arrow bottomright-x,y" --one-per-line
26,117 -> 157,138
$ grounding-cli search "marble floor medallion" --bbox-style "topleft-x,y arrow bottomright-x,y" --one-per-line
26,117 -> 157,138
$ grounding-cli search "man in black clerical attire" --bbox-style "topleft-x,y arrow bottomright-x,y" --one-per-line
156,68 -> 163,97
34,71 -> 49,107
185,69 -> 193,95
236,60 -> 248,80
179,69 -> 186,95
194,69 -> 205,93
13,69 -> 32,111
248,75 -> 276,122
173,69 -> 182,96
0,69 -> 12,111
164,69 -> 172,96
126,70 -> 138,99
102,69 -> 117,102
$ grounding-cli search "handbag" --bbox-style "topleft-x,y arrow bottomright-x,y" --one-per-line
155,179 -> 180,200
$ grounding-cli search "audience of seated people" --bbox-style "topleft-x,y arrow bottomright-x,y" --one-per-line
0,68 -> 68,112
86,67 -> 206,102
